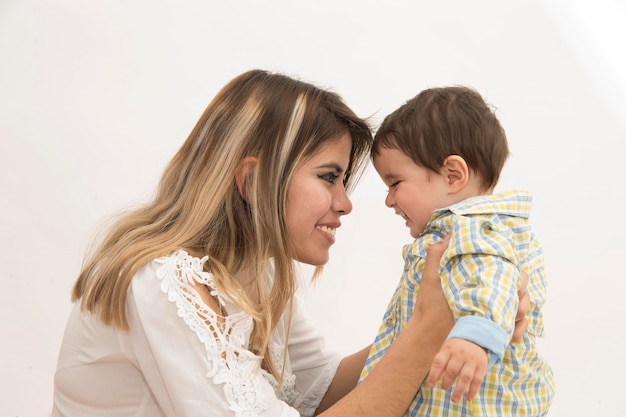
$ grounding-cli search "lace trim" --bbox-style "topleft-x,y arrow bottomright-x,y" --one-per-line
262,341 -> 298,405
155,250 -> 269,416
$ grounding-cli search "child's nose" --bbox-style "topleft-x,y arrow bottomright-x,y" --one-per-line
384,192 -> 394,208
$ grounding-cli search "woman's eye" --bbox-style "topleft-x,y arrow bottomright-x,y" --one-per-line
320,173 -> 339,184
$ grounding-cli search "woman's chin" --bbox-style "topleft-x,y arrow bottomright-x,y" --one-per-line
296,252 -> 329,267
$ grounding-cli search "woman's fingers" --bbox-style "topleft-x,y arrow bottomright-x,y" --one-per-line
416,236 -> 453,325
512,270 -> 530,342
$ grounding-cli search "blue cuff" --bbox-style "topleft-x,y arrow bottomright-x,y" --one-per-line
447,316 -> 508,367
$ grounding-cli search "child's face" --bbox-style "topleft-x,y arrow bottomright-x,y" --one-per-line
373,147 -> 449,238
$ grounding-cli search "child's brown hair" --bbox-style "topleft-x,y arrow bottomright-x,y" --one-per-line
373,86 -> 509,191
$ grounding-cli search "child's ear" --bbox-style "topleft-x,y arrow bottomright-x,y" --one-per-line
441,155 -> 469,193
235,156 -> 257,201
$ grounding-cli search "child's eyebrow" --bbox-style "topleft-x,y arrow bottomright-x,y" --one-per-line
378,171 -> 398,183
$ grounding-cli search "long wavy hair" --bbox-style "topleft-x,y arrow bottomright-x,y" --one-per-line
72,69 -> 372,381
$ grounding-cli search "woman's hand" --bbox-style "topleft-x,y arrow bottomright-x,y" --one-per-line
512,270 -> 530,342
414,235 -> 455,333
317,236 -> 455,417
418,236 -> 530,343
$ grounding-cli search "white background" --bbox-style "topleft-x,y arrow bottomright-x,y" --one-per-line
1,1 -> 625,416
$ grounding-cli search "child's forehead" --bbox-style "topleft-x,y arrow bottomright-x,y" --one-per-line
373,147 -> 412,170
373,146 -> 409,160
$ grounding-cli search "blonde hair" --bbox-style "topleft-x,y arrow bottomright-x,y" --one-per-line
72,69 -> 372,381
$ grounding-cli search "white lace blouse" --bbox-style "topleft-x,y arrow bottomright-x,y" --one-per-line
53,250 -> 341,417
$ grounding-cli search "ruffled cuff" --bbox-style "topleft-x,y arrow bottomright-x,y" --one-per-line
293,352 -> 342,417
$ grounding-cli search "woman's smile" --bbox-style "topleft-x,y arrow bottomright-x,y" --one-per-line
285,132 -> 352,266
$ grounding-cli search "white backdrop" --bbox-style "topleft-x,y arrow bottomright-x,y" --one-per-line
1,1 -> 625,416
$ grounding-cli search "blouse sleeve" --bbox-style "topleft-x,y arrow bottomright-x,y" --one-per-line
288,291 -> 342,417
124,258 -> 301,417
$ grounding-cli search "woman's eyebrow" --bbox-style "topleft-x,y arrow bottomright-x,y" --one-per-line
315,162 -> 344,172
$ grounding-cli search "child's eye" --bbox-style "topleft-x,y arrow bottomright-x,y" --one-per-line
387,181 -> 400,193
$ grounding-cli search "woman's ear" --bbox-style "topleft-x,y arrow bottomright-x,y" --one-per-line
235,156 -> 257,201
441,155 -> 469,193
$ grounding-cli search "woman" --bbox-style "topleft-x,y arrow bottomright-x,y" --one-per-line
52,70 -> 526,416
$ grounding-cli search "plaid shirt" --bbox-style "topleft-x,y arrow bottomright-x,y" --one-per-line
359,190 -> 555,416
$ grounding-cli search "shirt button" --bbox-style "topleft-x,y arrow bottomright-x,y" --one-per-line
385,317 -> 394,327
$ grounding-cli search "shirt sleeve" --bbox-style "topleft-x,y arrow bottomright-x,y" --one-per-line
124,259 -> 301,417
442,214 -> 521,364
287,291 -> 342,417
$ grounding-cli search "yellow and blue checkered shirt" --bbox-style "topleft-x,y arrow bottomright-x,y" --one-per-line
359,190 -> 555,416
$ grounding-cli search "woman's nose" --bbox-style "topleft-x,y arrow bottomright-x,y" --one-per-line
333,187 -> 353,215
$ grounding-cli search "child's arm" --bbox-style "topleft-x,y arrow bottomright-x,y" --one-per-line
425,216 -> 529,401
426,269 -> 529,402
426,338 -> 488,402
442,220 -> 522,363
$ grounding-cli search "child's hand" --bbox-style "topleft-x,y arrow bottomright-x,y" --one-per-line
427,338 -> 488,402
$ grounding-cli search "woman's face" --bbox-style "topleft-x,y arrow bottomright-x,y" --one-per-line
285,132 -> 353,266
